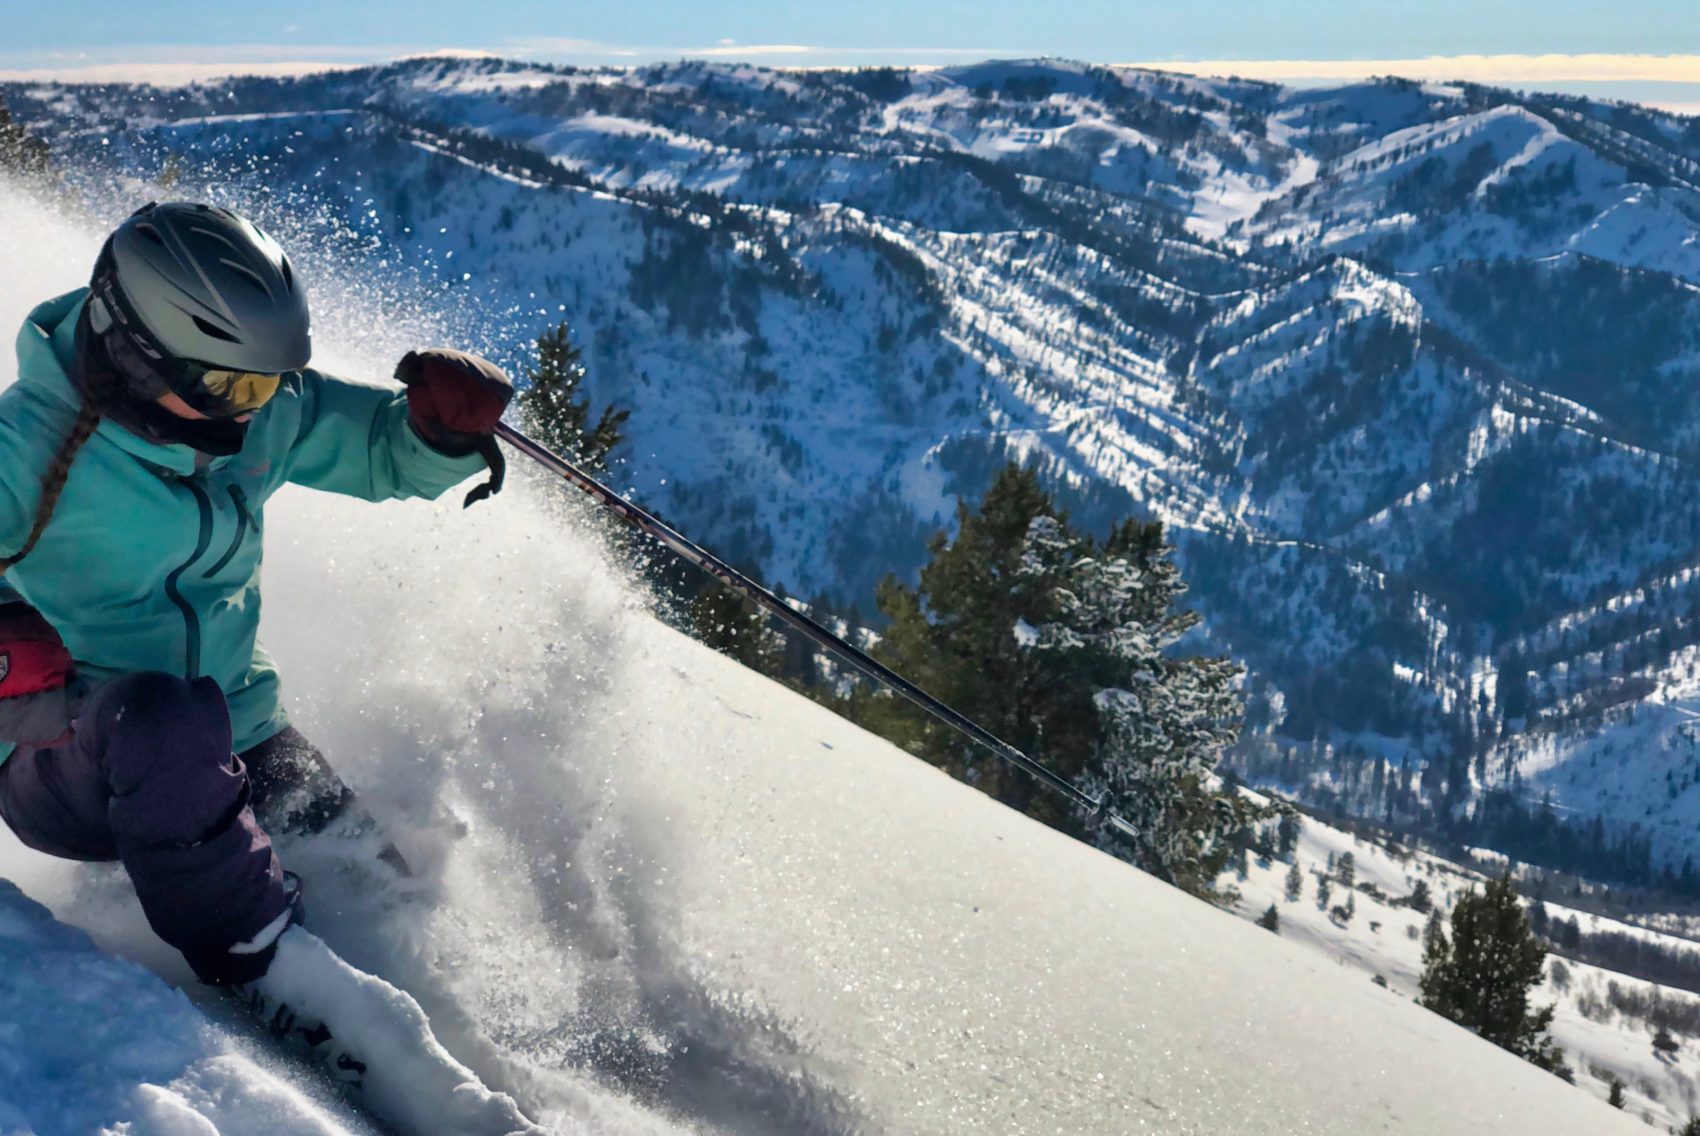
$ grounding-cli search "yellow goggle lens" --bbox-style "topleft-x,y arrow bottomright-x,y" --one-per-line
199,369 -> 283,413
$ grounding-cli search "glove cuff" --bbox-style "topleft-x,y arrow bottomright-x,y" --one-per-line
0,639 -> 71,695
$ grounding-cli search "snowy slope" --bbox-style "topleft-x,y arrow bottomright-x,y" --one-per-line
0,880 -> 377,1136
0,184 -> 1652,1135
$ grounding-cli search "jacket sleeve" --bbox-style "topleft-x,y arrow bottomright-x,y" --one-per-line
283,370 -> 486,502
0,593 -> 76,745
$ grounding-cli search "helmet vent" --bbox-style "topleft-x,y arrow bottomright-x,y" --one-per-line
220,258 -> 273,298
187,226 -> 244,266
134,223 -> 166,247
190,315 -> 241,344
279,257 -> 295,293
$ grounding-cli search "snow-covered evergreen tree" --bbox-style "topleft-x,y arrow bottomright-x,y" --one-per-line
866,466 -> 1262,892
515,321 -> 628,473
1015,513 -> 1263,895
1252,824 -> 1278,865
865,466 -> 1100,825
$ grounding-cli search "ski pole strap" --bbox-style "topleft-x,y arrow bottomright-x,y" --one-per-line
463,436 -> 505,509
494,421 -> 1141,839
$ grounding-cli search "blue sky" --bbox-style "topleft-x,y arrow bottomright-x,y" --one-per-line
5,0 -> 1699,111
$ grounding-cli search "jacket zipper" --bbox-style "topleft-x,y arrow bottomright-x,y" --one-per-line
165,479 -> 215,678
203,485 -> 251,579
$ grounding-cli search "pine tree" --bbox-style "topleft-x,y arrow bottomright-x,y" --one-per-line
1252,824 -> 1278,865
1499,647 -> 1531,723
865,466 -> 1088,816
1654,1027 -> 1680,1058
1420,875 -> 1560,1070
1018,511 -> 1263,894
1276,810 -> 1301,859
1257,903 -> 1280,933
1318,874 -> 1333,908
1607,1079 -> 1625,1109
1421,907 -> 1450,995
1530,900 -> 1554,938
1408,878 -> 1433,914
1675,1117 -> 1700,1136
1285,861 -> 1304,902
0,99 -> 50,181
1337,850 -> 1356,889
1557,915 -> 1582,951
515,321 -> 628,473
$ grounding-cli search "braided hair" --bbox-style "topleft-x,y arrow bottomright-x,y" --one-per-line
0,393 -> 100,575
0,300 -> 114,576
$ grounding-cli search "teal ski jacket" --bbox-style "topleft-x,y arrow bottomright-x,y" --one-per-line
0,289 -> 484,765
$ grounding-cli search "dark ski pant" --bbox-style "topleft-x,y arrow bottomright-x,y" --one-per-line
0,671 -> 292,983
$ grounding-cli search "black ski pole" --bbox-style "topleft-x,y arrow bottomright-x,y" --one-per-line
495,421 -> 1139,839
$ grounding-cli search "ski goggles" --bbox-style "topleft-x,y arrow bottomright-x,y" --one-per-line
179,365 -> 284,416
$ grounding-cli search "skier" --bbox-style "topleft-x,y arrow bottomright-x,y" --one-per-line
0,202 -> 537,1133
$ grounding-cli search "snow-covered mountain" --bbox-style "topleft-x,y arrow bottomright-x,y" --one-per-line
0,181 -> 1651,1136
8,56 -> 1700,870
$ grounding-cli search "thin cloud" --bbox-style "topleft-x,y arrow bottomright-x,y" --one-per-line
495,36 -> 641,58
1133,53 -> 1700,85
689,44 -> 821,57
0,42 -> 521,84
0,41 -> 394,83
10,42 -> 391,65
0,60 -> 375,84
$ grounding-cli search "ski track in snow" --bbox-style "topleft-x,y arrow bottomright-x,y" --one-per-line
0,183 -> 1651,1135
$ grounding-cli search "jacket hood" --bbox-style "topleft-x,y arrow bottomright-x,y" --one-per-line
16,288 -> 214,477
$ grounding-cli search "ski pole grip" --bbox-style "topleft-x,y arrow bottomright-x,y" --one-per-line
463,435 -> 506,509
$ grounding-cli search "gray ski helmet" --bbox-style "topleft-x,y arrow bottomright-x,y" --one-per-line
89,202 -> 311,379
